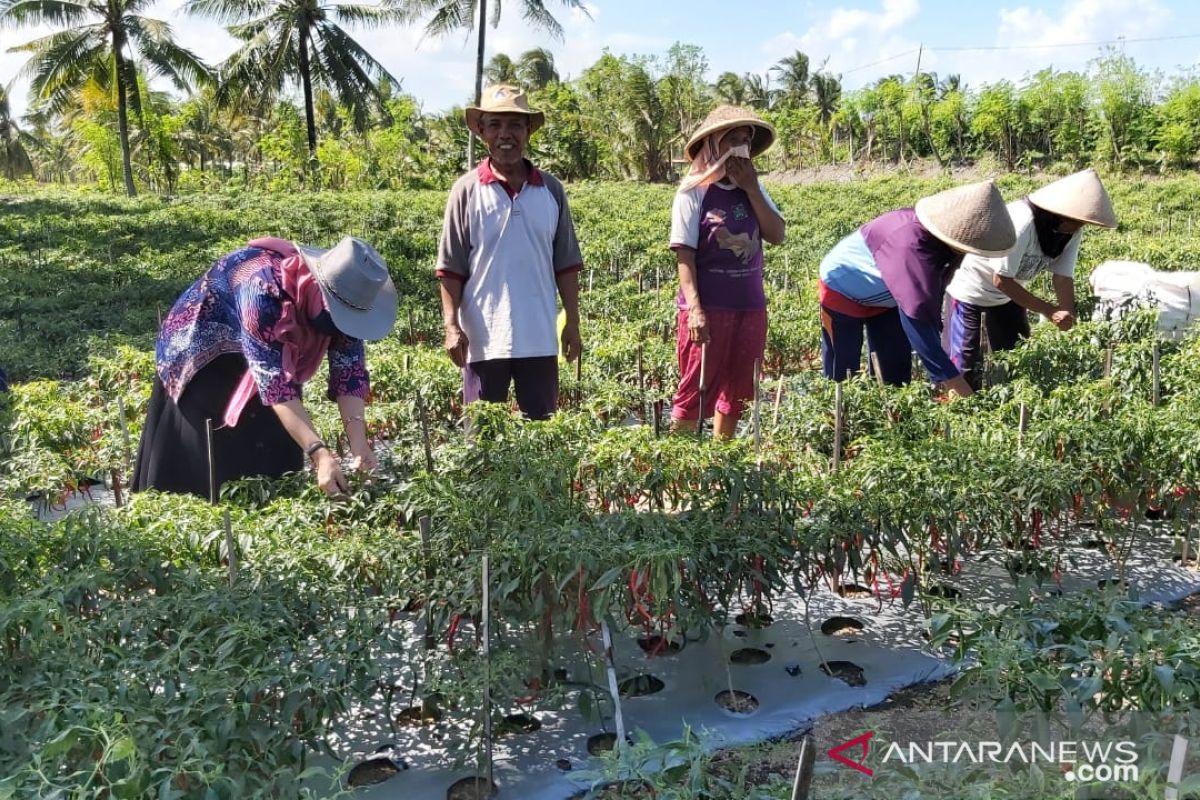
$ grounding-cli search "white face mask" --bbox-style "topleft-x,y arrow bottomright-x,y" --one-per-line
727,144 -> 751,159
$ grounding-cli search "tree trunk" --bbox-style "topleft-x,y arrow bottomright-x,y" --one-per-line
466,0 -> 487,166
298,28 -> 318,156
113,41 -> 136,197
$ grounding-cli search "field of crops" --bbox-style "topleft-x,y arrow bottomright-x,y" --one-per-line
3,175 -> 1200,799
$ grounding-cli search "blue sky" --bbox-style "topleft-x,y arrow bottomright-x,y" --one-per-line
4,0 -> 1200,117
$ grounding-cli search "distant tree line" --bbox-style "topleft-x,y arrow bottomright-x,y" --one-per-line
1,0 -> 1197,194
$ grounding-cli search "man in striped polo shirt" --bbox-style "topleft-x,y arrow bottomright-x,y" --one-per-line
436,85 -> 584,420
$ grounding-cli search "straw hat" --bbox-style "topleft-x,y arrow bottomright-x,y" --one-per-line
684,105 -> 776,161
1028,168 -> 1117,228
465,84 -> 545,137
914,180 -> 1017,257
298,237 -> 398,341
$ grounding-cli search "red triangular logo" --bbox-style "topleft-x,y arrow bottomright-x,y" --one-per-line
827,730 -> 875,776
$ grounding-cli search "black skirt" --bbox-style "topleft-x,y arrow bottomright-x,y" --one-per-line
131,353 -> 303,498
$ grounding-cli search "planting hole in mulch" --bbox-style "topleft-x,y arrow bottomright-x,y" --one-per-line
396,705 -> 442,726
568,779 -> 655,799
348,755 -> 405,787
446,776 -> 497,800
926,584 -> 962,600
587,732 -> 633,755
1097,578 -> 1128,591
636,634 -> 684,655
821,616 -> 865,636
618,674 -> 665,697
1173,553 -> 1199,568
820,660 -> 867,687
496,713 -> 541,735
1083,539 -> 1109,551
556,758 -> 572,771
835,583 -> 873,599
734,610 -> 774,628
714,689 -> 759,714
730,647 -> 771,665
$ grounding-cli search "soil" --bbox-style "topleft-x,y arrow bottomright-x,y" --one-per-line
834,583 -> 873,600
618,674 -> 665,697
819,660 -> 867,687
730,647 -> 772,665
715,689 -> 760,714
445,776 -> 497,800
820,616 -> 865,637
347,756 -> 402,787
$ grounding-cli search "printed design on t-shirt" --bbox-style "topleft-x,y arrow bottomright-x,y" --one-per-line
703,208 -> 761,265
1013,251 -> 1051,281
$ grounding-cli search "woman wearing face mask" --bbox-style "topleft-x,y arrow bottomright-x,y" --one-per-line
132,236 -> 397,498
946,169 -> 1117,389
818,181 -> 1016,398
669,106 -> 786,438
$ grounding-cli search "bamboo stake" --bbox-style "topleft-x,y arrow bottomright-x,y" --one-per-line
1104,345 -> 1114,379
205,418 -> 218,505
415,388 -> 434,474
599,620 -> 627,756
790,735 -> 817,800
833,382 -> 843,472
575,349 -> 584,409
1152,341 -> 1161,406
652,399 -> 662,437
752,359 -> 762,453
697,343 -> 708,438
223,508 -> 237,587
1018,402 -> 1029,451
869,351 -> 885,386
116,395 -> 132,475
481,554 -> 494,791
420,516 -> 435,651
772,375 -> 784,429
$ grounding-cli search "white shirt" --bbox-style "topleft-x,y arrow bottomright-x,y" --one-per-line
947,200 -> 1080,307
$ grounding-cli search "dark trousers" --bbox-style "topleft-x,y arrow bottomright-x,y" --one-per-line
948,299 -> 1030,389
463,356 -> 558,421
820,305 -> 913,386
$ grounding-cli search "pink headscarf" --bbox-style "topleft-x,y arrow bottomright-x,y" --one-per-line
224,237 -> 331,427
678,130 -> 752,193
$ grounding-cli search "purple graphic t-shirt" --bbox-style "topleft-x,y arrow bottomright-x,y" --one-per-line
669,181 -> 780,310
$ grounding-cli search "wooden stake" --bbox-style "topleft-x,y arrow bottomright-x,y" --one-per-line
772,375 -> 785,429
116,395 -> 132,475
575,349 -> 584,409
833,382 -> 843,472
697,343 -> 708,438
110,468 -> 124,508
653,398 -> 662,437
1104,345 -> 1114,379
481,554 -> 494,790
599,620 -> 627,756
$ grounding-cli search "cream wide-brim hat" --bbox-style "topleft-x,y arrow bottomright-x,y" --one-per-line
914,180 -> 1017,257
684,105 -> 776,161
297,237 -> 398,342
465,84 -> 545,138
1027,168 -> 1118,229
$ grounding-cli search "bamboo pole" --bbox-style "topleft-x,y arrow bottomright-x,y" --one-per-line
599,620 -> 627,756
1152,341 -> 1161,406
772,375 -> 785,429
415,388 -> 434,474
752,359 -> 762,454
869,351 -> 885,386
481,554 -> 494,790
833,382 -> 843,472
420,516 -> 435,651
205,418 -> 218,505
1018,402 -> 1029,451
224,508 -> 237,587
790,735 -> 816,800
697,343 -> 708,439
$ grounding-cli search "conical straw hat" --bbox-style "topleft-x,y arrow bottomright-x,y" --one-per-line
1027,168 -> 1117,228
914,180 -> 1016,257
684,105 -> 776,160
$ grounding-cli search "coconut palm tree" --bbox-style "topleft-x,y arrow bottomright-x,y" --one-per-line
390,0 -> 589,162
743,73 -> 774,110
484,52 -> 518,84
185,0 -> 401,158
516,47 -> 557,90
771,50 -> 810,108
0,85 -> 35,179
811,71 -> 841,123
0,0 -> 210,196
712,71 -> 746,106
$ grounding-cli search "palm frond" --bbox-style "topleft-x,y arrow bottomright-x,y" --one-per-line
333,3 -> 407,29
18,27 -> 107,115
127,14 -> 213,90
182,0 -> 272,25
0,0 -> 91,30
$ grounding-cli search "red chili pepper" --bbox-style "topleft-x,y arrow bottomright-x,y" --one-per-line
447,613 -> 462,653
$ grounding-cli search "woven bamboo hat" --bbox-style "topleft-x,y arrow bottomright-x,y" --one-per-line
1028,168 -> 1117,229
684,105 -> 776,161
465,84 -> 545,137
914,180 -> 1016,257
